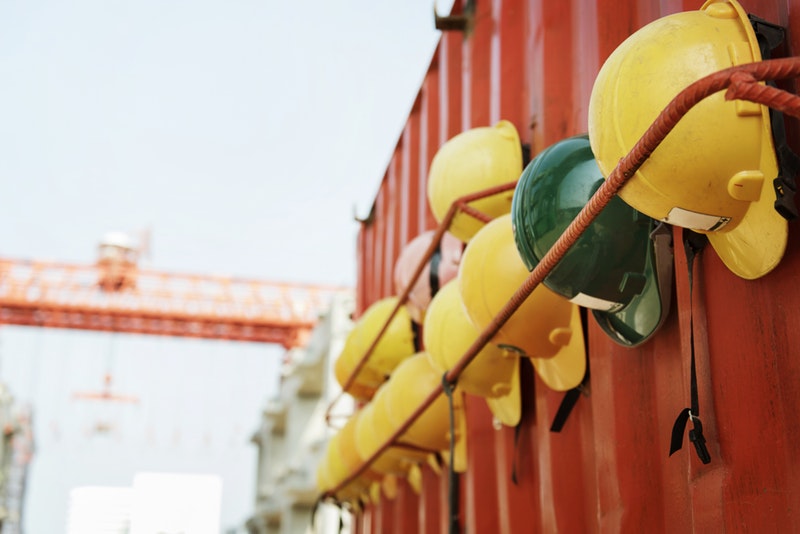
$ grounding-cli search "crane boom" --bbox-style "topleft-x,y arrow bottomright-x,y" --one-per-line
0,257 -> 349,349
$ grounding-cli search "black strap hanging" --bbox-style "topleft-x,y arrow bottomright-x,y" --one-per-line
429,242 -> 443,296
747,14 -> 800,220
510,421 -> 523,485
550,385 -> 586,433
510,357 -> 533,485
411,320 -> 423,352
410,242 -> 444,353
668,230 -> 711,465
441,373 -> 461,534
769,99 -> 800,220
550,307 -> 591,433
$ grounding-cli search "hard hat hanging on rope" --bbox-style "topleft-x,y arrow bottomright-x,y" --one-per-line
588,0 -> 794,280
511,134 -> 674,347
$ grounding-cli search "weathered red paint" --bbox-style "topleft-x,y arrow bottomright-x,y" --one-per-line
352,0 -> 800,531
418,464 -> 443,533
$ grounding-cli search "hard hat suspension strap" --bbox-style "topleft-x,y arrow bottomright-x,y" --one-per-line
412,320 -> 423,352
669,230 -> 712,465
441,373 -> 461,534
429,242 -> 442,296
768,101 -> 800,220
651,222 -> 675,333
550,308 -> 591,433
748,15 -> 800,220
510,358 -> 533,485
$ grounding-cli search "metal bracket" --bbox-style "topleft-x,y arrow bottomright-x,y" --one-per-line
434,0 -> 475,32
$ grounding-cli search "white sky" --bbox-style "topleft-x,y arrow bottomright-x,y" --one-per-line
0,0 -> 453,531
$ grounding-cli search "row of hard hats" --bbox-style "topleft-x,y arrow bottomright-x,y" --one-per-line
427,0 -> 787,281
420,0 -> 786,416
323,0 -> 788,494
588,0 -> 786,280
425,120 -> 672,344
319,352 -> 466,505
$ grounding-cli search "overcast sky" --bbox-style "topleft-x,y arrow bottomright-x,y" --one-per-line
0,0 -> 452,531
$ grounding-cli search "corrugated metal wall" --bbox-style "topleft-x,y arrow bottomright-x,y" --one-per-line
353,0 -> 800,532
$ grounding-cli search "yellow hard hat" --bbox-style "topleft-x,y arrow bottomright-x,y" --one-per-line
427,120 -> 522,243
384,352 -> 460,451
384,352 -> 467,473
316,452 -> 333,493
354,383 -> 426,476
458,214 -> 586,391
354,297 -> 416,377
323,434 -> 357,499
321,430 -> 364,502
588,0 -> 785,279
333,330 -> 382,401
424,280 -> 521,427
343,412 -> 381,482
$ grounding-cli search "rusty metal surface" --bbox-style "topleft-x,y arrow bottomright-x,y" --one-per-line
353,0 -> 800,532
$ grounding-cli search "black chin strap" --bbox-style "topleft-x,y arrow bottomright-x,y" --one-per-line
549,379 -> 589,433
510,357 -> 533,485
669,230 -> 711,464
429,242 -> 442,296
550,307 -> 591,433
411,320 -> 423,352
442,374 -> 461,534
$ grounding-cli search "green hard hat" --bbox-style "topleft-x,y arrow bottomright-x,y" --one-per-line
511,134 -> 673,347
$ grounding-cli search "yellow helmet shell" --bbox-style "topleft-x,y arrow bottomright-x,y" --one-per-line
333,330 -> 382,401
588,0 -> 785,279
354,384 -> 425,475
424,281 -> 515,397
423,280 -> 521,426
427,120 -> 522,243
316,452 -> 333,493
384,352 -> 460,452
459,214 -> 571,358
345,412 -> 379,477
324,434 -> 354,495
323,428 -> 366,501
458,214 -> 586,391
354,297 -> 416,377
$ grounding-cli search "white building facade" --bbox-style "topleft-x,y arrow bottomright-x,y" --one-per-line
246,292 -> 354,534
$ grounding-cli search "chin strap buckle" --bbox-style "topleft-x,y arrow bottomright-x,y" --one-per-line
688,413 -> 711,465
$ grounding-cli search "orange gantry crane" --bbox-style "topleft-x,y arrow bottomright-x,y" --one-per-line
0,233 -> 346,528
0,234 -> 349,350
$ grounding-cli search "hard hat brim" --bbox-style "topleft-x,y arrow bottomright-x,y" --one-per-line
592,229 -> 669,346
706,151 -> 787,279
703,0 -> 788,280
529,304 -> 586,391
485,358 -> 522,427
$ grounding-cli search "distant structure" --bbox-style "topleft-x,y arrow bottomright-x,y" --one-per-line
0,233 -> 346,349
245,292 -> 355,534
0,390 -> 34,534
65,486 -> 132,534
65,473 -> 222,534
96,231 -> 141,293
0,233 -> 351,531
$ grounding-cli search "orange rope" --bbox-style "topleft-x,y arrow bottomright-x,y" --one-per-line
324,181 -> 517,425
